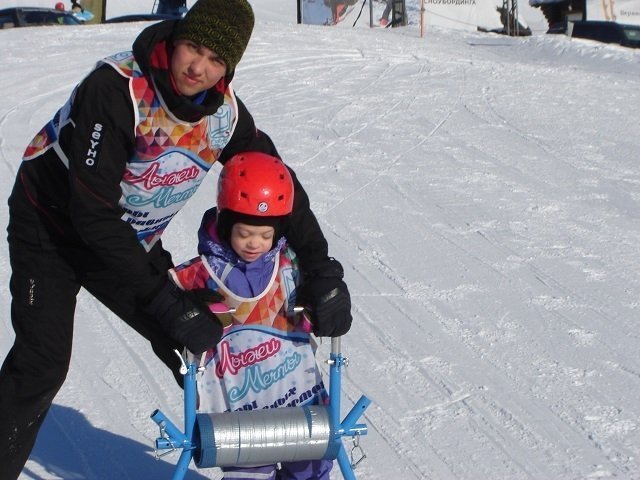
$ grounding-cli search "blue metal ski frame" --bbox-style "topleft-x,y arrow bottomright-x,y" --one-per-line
151,336 -> 371,479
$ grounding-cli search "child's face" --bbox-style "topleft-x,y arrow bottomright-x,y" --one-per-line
230,223 -> 275,262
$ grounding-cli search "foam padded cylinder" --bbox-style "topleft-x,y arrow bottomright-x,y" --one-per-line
194,405 -> 333,468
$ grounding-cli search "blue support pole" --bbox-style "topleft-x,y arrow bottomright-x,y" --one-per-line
171,361 -> 199,480
337,445 -> 356,480
151,355 -> 199,480
327,337 -> 371,479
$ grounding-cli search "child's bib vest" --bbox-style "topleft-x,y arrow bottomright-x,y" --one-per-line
170,248 -> 326,414
22,51 -> 239,252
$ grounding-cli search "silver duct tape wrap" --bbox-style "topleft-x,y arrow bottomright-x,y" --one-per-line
195,405 -> 333,468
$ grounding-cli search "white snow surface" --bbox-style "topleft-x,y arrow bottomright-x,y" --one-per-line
1,0 -> 640,479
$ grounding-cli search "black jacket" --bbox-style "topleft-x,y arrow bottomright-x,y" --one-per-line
8,20 -> 328,304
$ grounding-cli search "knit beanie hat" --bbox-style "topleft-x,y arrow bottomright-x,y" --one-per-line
173,0 -> 255,74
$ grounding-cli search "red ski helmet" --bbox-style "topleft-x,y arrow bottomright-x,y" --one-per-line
55,2 -> 65,10
217,152 -> 294,217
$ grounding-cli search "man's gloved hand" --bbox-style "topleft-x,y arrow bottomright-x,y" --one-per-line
298,258 -> 352,337
190,288 -> 225,305
144,280 -> 224,355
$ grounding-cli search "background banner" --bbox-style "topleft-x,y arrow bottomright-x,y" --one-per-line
586,0 -> 640,24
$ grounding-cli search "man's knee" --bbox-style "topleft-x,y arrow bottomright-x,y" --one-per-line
0,344 -> 70,400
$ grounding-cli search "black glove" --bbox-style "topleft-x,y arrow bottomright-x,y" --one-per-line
144,280 -> 224,355
298,258 -> 352,337
190,288 -> 225,305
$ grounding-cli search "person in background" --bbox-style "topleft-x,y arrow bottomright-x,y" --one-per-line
379,0 -> 392,26
70,0 -> 83,13
171,151 -> 336,479
0,0 -> 352,478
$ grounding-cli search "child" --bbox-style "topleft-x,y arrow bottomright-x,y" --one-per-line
170,151 -> 333,480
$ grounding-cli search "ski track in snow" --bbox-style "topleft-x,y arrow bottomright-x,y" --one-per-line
239,27 -> 640,479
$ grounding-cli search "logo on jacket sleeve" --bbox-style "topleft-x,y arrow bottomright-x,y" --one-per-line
84,123 -> 104,169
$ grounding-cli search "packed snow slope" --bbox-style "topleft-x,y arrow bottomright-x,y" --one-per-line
1,1 -> 640,479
